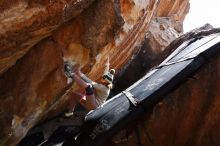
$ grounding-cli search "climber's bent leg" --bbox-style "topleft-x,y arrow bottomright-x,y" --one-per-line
67,92 -> 85,112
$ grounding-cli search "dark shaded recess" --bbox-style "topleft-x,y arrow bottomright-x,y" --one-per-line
17,104 -> 87,146
41,126 -> 80,146
112,39 -> 163,95
17,132 -> 44,146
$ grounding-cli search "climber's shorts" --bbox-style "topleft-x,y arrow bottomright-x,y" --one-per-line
85,84 -> 94,95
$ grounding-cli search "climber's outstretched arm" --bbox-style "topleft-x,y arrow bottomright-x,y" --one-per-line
72,73 -> 90,88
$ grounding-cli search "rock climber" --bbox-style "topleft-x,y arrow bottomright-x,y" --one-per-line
64,62 -> 115,117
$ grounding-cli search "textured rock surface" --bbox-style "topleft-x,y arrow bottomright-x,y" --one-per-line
0,0 -> 190,145
112,27 -> 220,146
157,0 -> 189,32
0,0 -> 96,75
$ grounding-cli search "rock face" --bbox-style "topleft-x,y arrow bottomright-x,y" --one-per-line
0,0 -> 189,145
0,0 -> 96,75
112,27 -> 220,146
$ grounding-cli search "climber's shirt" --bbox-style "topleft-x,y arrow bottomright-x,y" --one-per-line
92,82 -> 110,106
80,73 -> 110,106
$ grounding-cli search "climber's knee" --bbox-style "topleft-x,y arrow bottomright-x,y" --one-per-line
85,84 -> 94,95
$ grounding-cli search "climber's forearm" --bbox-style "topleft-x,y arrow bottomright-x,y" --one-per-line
79,73 -> 93,83
73,74 -> 90,88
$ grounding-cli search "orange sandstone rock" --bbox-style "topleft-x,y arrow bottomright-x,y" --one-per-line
0,0 -> 189,145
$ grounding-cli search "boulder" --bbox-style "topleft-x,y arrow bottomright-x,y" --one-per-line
0,0 -> 189,145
